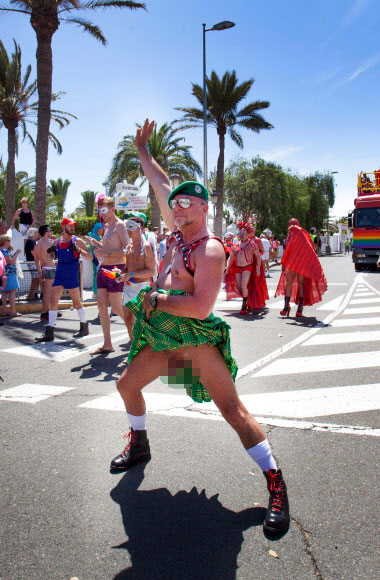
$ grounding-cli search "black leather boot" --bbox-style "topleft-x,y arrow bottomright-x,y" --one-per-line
35,325 -> 54,342
110,428 -> 151,471
296,297 -> 304,317
263,469 -> 290,533
73,321 -> 89,337
280,296 -> 291,317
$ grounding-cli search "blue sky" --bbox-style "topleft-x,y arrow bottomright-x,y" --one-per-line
1,0 -> 380,222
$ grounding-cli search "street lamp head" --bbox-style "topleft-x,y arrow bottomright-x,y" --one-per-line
169,173 -> 182,190
211,20 -> 235,31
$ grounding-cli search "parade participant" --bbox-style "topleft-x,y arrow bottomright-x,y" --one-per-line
249,226 -> 269,307
224,223 -> 263,314
110,119 -> 290,535
11,198 -> 34,236
223,232 -> 234,262
0,235 -> 21,317
25,228 -> 40,301
275,218 -> 327,317
34,225 -> 60,320
89,197 -> 130,354
35,218 -> 92,341
116,214 -> 155,340
260,234 -> 271,277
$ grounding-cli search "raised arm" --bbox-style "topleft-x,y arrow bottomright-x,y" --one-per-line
11,208 -> 21,228
136,119 -> 175,231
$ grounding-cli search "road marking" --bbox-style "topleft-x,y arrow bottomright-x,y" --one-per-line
329,317 -> 380,327
78,390 -> 380,437
303,330 -> 380,346
78,391 -> 190,412
254,350 -> 380,377
0,332 -> 129,362
317,294 -> 345,310
350,297 -> 380,305
237,274 -> 360,379
0,383 -> 74,404
343,306 -> 380,315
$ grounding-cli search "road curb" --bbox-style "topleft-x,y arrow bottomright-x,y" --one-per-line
2,300 -> 98,316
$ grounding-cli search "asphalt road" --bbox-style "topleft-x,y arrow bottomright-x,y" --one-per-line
0,254 -> 379,580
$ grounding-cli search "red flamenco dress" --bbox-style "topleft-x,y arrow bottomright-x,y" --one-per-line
274,225 -> 327,306
249,236 -> 269,309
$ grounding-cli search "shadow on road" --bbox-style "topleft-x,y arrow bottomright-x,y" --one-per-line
284,316 -> 322,328
110,464 -> 266,579
71,348 -> 130,381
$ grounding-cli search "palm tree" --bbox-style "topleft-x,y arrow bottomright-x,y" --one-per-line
0,39 -> 74,224
77,189 -> 96,217
107,121 -> 202,229
47,177 -> 71,219
0,1 -> 146,225
175,70 -> 273,237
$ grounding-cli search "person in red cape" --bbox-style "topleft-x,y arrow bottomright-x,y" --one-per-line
224,223 -> 263,314
248,226 -> 269,308
275,218 -> 327,317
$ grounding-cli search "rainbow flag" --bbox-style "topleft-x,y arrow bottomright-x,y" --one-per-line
353,231 -> 380,248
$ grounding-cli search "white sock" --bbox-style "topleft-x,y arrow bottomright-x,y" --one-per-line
246,439 -> 277,472
77,307 -> 86,323
48,310 -> 58,327
127,412 -> 147,431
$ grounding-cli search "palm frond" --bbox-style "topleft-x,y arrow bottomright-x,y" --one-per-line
61,17 -> 107,45
81,0 -> 146,9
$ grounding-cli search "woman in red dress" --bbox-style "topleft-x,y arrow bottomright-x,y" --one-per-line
275,218 -> 327,316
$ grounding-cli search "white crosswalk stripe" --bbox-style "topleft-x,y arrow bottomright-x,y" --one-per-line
0,330 -> 128,362
329,317 -> 380,327
254,350 -> 380,376
0,383 -> 74,404
303,330 -> 380,346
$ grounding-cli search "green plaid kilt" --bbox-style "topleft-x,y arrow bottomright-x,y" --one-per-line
126,287 -> 238,403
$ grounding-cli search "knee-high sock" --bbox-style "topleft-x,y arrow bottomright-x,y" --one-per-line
77,307 -> 86,323
127,412 -> 147,431
246,439 -> 277,472
48,310 -> 58,327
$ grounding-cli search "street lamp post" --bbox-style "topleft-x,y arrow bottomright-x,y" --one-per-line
202,20 -> 235,193
325,171 -> 338,254
210,190 -> 218,232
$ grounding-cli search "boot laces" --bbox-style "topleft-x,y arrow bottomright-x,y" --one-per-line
121,429 -> 137,456
268,471 -> 285,512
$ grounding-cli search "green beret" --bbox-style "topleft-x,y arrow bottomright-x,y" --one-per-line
167,181 -> 209,208
125,211 -> 147,224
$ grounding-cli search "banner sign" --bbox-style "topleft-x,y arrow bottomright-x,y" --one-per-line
115,182 -> 147,210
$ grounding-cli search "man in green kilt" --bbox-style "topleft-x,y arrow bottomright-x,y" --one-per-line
110,119 -> 290,534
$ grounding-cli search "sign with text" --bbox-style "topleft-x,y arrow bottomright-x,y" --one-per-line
115,181 -> 141,195
125,195 -> 148,210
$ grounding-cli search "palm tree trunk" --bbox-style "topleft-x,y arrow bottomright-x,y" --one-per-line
215,132 -> 225,238
149,184 -> 161,231
5,124 -> 17,226
32,13 -> 59,227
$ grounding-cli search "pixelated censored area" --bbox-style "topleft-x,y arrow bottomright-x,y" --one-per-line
160,359 -> 200,389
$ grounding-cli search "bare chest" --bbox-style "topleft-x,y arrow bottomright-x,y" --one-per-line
158,245 -> 195,291
103,224 -> 122,250
126,246 -> 146,271
235,243 -> 255,265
